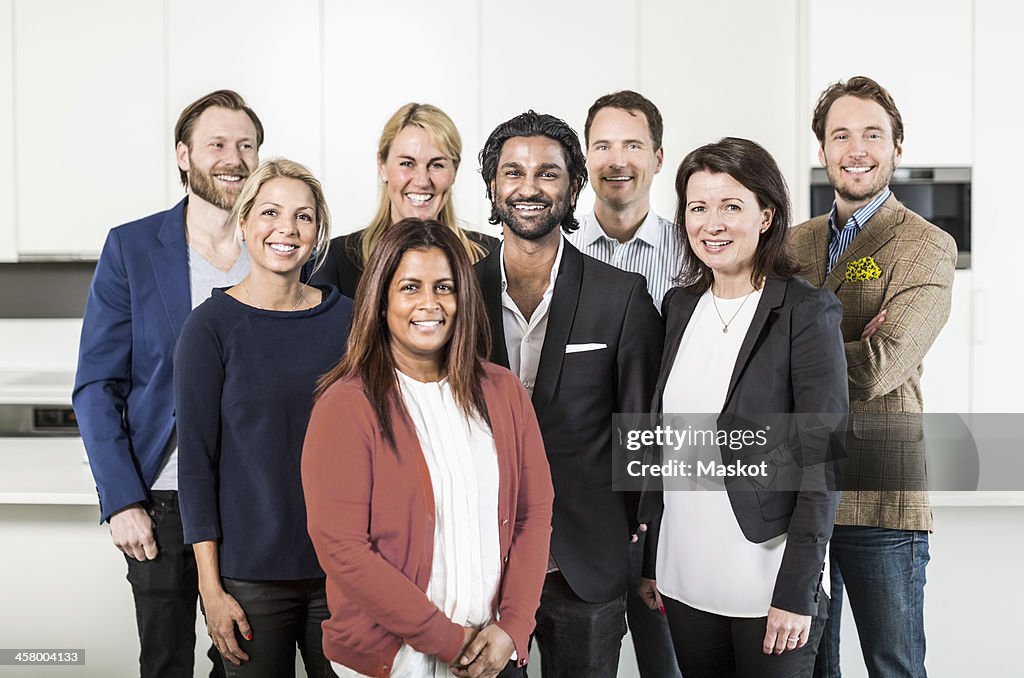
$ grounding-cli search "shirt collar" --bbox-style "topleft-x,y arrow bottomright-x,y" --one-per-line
582,208 -> 662,248
828,187 -> 892,235
500,235 -> 565,296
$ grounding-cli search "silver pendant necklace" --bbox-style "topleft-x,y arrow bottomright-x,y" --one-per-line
242,281 -> 307,312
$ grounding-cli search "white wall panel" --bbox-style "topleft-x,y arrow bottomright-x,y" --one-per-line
807,0 -> 972,168
322,0 -> 483,235
481,0 -> 638,228
640,0 -> 802,226
167,0 -> 322,205
0,0 -> 15,261
971,0 -> 1024,412
14,0 -> 164,257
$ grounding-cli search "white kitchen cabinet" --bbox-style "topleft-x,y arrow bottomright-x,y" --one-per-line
806,0 -> 972,168
640,0 -> 802,224
481,0 -> 639,228
166,0 -> 322,206
13,0 -> 164,258
921,270 -> 971,413
323,0 -> 483,234
969,0 -> 1024,412
0,0 -> 15,262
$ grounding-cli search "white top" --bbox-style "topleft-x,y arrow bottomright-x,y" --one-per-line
334,371 -> 501,678
500,238 -> 564,396
567,210 -> 681,309
657,288 -> 791,618
151,246 -> 250,491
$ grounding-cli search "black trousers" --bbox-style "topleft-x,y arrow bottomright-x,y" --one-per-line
662,594 -> 826,678
532,570 -> 627,678
124,489 -> 225,678
218,577 -> 335,678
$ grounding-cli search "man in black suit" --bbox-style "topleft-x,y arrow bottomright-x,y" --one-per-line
474,111 -> 664,677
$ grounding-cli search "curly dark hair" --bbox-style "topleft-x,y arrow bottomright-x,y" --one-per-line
479,110 -> 588,233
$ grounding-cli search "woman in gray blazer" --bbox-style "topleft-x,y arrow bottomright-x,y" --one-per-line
638,137 -> 848,678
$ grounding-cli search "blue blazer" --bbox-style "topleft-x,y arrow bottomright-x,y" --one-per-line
73,199 -> 192,523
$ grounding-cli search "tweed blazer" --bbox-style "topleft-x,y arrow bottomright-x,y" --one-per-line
790,194 -> 956,530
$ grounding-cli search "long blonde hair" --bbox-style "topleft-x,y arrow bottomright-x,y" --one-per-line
359,103 -> 486,267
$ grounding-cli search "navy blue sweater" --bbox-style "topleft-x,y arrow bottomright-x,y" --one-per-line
174,286 -> 352,580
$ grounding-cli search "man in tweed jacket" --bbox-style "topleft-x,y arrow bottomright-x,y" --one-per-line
790,77 -> 956,678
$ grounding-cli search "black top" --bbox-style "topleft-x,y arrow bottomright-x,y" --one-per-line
312,227 -> 500,298
174,286 -> 353,580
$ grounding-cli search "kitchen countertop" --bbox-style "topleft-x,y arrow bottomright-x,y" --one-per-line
2,437 -> 1023,508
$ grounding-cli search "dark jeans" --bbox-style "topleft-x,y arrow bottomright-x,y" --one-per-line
218,577 -> 335,678
532,570 -> 626,678
813,526 -> 930,678
627,533 -> 683,678
124,489 -> 224,678
663,594 -> 825,678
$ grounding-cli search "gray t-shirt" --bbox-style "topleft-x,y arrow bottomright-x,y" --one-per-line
150,245 -> 251,491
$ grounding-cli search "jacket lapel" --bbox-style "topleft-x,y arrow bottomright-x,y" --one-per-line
823,195 -> 898,292
723,277 -> 787,408
652,288 -> 700,411
531,243 -> 582,416
149,199 -> 192,338
475,250 -> 510,368
804,221 -> 830,287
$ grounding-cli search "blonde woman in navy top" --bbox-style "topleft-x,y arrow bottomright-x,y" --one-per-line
175,159 -> 352,677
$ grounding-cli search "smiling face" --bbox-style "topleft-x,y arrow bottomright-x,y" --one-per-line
587,107 -> 663,211
177,106 -> 259,211
490,135 -> 575,242
684,171 -> 773,287
379,125 -> 456,223
240,177 -> 317,278
819,95 -> 902,210
386,247 -> 458,377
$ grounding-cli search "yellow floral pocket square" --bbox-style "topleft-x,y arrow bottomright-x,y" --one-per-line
846,256 -> 882,282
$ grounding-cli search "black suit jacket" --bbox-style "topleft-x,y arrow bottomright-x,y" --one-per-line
475,241 -> 664,603
642,277 -> 848,616
313,227 -> 500,298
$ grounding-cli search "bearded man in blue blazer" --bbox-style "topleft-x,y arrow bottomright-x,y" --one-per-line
73,90 -> 262,678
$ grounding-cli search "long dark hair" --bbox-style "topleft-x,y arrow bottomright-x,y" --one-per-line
316,218 -> 491,447
673,137 -> 798,293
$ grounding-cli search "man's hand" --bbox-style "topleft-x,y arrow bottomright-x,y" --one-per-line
861,309 -> 888,340
110,504 -> 158,560
201,588 -> 252,666
762,606 -> 812,655
450,624 -> 515,678
637,577 -> 665,613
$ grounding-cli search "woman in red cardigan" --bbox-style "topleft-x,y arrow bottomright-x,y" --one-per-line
302,218 -> 554,678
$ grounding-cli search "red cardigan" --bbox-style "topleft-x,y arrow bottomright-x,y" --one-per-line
302,362 -> 554,677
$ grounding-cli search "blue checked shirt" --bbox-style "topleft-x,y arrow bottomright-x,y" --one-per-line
827,188 -> 891,273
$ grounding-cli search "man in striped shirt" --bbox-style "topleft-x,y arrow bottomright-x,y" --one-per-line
570,91 -> 683,678
569,91 -> 683,310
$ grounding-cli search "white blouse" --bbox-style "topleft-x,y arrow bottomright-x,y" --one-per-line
656,288 -> 791,618
333,371 -> 502,678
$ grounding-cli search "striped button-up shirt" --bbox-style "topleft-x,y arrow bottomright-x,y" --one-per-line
826,188 -> 891,272
567,209 -> 682,309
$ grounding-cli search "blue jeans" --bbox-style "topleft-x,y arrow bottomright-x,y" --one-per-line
627,533 -> 682,678
813,526 -> 929,678
533,570 -> 627,678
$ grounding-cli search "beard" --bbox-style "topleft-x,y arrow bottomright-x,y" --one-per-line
188,164 -> 249,211
827,151 -> 898,205
494,191 -> 573,241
